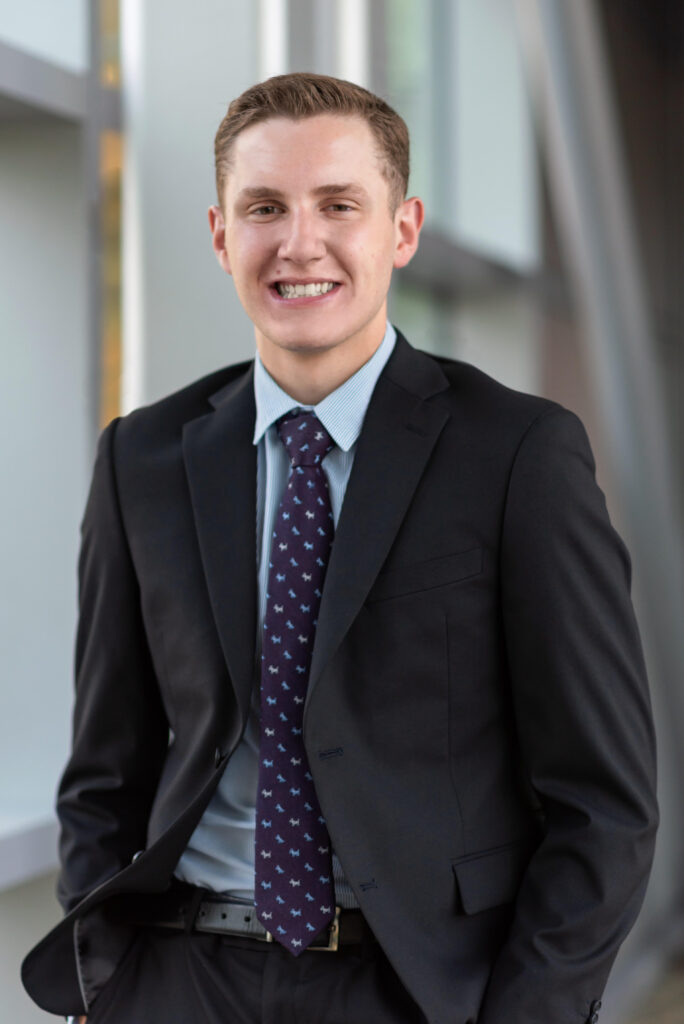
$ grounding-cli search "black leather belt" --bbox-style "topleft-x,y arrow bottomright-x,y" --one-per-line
116,884 -> 371,952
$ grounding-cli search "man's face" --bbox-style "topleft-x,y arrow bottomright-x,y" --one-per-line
210,114 -> 422,365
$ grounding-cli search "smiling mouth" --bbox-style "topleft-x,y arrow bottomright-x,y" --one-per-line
274,281 -> 339,299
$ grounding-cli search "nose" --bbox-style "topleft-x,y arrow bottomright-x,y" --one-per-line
277,209 -> 326,264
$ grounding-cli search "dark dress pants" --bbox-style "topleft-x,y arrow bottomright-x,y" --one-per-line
83,925 -> 429,1024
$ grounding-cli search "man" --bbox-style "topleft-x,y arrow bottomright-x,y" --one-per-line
22,73 -> 657,1024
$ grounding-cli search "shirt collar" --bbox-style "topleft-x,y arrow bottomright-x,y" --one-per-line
252,321 -> 396,452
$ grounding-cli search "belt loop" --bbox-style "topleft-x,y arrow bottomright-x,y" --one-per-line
183,886 -> 206,934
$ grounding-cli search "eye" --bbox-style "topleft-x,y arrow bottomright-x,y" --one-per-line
252,205 -> 281,216
326,203 -> 354,212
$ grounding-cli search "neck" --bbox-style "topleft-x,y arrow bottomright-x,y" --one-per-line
256,320 -> 387,405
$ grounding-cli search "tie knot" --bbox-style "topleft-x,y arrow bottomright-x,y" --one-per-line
277,411 -> 334,467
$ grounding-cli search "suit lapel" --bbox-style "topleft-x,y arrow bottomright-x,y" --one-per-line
182,364 -> 257,727
307,334 -> 451,699
180,337 -> 451,720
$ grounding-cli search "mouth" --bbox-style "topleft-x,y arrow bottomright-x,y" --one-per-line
271,280 -> 341,300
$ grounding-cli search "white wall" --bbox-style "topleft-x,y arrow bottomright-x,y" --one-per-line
121,0 -> 260,409
0,0 -> 88,72
383,0 -> 538,273
0,117 -> 90,838
452,0 -> 539,271
0,872 -> 61,1022
0,114 -> 90,1022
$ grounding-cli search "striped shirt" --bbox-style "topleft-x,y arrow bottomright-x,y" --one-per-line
174,322 -> 397,902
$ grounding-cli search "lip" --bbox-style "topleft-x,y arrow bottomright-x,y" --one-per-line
268,280 -> 342,306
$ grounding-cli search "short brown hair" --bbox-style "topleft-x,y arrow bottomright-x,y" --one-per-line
214,72 -> 409,212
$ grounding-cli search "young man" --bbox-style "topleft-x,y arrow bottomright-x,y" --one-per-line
23,73 -> 657,1024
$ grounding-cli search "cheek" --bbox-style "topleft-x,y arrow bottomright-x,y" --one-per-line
225,232 -> 265,281
359,240 -> 396,291
364,225 -> 399,266
346,233 -> 394,275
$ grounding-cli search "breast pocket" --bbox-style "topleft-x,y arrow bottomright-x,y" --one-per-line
366,546 -> 483,603
452,838 -> 536,915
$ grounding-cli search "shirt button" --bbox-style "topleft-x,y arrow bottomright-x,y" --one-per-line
214,747 -> 223,767
131,850 -> 144,862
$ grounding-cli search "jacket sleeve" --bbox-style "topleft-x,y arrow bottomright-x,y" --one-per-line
478,407 -> 658,1024
56,418 -> 169,913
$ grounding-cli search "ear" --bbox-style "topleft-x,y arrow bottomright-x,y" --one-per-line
208,205 -> 232,275
393,196 -> 425,269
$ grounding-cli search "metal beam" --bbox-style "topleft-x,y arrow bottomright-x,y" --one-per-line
0,39 -> 87,121
402,225 -> 521,300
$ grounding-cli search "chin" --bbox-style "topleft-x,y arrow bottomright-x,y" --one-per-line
262,327 -> 349,355
278,337 -> 341,355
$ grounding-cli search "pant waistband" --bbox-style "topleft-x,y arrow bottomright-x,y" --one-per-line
111,882 -> 373,952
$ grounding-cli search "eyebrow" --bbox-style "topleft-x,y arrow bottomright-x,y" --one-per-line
237,183 -> 370,202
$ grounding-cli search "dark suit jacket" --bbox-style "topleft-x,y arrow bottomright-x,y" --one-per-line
22,332 -> 657,1024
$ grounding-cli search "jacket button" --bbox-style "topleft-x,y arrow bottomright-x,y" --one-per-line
214,747 -> 223,767
131,850 -> 144,862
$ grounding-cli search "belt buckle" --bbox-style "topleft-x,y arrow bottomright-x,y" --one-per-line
313,905 -> 341,951
264,906 -> 341,951
321,905 -> 342,950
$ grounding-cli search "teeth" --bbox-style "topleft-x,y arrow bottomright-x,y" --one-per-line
276,282 -> 336,298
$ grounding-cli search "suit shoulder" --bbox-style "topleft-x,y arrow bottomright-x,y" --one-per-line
429,351 -> 568,429
109,360 -> 253,446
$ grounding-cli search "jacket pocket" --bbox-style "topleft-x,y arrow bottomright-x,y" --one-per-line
73,908 -> 139,1015
452,838 -> 534,915
367,547 -> 483,603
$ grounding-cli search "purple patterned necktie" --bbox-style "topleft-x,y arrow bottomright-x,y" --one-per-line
255,410 -> 336,954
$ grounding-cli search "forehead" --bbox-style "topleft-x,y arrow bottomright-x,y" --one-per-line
226,114 -> 386,195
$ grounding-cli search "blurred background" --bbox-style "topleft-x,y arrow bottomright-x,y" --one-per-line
0,1 -> 682,1020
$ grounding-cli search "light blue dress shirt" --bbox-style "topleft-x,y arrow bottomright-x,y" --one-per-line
174,322 -> 397,902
